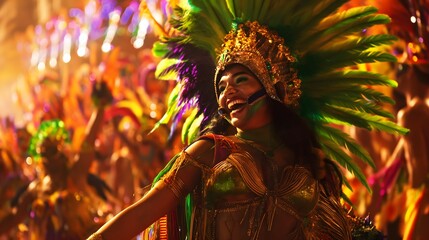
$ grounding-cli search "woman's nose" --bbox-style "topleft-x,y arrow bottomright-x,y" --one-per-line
224,84 -> 237,96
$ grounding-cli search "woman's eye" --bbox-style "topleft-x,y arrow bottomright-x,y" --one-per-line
235,75 -> 248,83
218,85 -> 226,93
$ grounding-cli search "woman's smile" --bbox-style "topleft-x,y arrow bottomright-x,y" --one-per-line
227,98 -> 247,116
217,64 -> 272,130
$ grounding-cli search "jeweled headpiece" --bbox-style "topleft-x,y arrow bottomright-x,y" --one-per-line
214,21 -> 301,106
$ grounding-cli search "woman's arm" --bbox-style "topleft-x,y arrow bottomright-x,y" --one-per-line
88,139 -> 215,240
70,81 -> 112,186
91,180 -> 181,239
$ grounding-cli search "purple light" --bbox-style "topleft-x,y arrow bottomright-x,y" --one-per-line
121,1 -> 138,25
35,25 -> 43,35
69,8 -> 84,18
100,0 -> 118,19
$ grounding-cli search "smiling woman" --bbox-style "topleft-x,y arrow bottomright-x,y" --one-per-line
87,0 -> 407,239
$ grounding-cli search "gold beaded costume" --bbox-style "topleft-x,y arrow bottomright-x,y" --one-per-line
161,134 -> 351,239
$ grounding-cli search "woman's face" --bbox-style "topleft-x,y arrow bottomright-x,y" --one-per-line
218,64 -> 272,130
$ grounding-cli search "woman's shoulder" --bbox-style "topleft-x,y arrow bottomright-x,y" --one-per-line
184,133 -> 235,166
184,135 -> 216,167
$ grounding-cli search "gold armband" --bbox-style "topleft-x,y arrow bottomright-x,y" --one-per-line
163,150 -> 211,180
162,176 -> 187,199
160,150 -> 211,199
87,233 -> 103,240
168,151 -> 211,176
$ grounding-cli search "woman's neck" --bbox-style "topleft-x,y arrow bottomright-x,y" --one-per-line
236,123 -> 280,147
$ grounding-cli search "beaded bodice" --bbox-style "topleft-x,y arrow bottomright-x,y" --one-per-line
163,133 -> 352,239
198,135 -> 318,239
205,151 -> 319,220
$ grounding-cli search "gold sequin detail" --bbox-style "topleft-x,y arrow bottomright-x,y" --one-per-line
162,176 -> 186,199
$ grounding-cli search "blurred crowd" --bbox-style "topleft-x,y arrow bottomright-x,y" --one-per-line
0,47 -> 185,239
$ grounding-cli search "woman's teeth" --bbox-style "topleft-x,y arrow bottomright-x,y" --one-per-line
228,99 -> 246,110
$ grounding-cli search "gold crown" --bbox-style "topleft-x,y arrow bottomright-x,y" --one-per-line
214,21 -> 301,107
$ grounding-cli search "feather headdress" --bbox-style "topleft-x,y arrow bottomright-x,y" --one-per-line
144,0 -> 409,191
27,119 -> 70,162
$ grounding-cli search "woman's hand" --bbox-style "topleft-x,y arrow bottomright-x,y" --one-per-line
91,81 -> 113,108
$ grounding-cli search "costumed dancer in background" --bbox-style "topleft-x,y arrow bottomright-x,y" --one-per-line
374,0 -> 429,239
0,120 -> 32,239
105,55 -> 173,205
88,0 -> 408,239
0,81 -> 113,239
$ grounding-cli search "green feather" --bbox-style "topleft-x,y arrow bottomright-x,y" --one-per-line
152,41 -> 170,57
319,7 -> 380,34
364,115 -> 409,135
309,51 -> 397,72
200,0 -> 232,32
304,85 -> 395,105
291,0 -> 347,33
321,140 -> 372,193
323,105 -> 409,135
178,2 -> 230,56
237,0 -> 253,20
269,0 -> 304,26
181,107 -> 199,144
318,125 -> 375,169
225,0 -> 235,17
322,105 -> 372,129
250,0 -> 264,20
309,86 -> 396,119
300,13 -> 391,52
187,114 -> 204,144
304,70 -> 398,87
358,87 -> 396,104
155,58 -> 181,80
327,99 -> 395,119
296,6 -> 378,47
341,192 -> 354,206
183,13 -> 226,55
257,0 -> 273,20
321,34 -> 397,52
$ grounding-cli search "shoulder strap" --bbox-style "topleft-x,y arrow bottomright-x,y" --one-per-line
197,133 -> 237,165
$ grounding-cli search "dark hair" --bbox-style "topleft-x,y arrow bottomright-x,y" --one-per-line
268,100 -> 321,164
202,113 -> 235,136
269,100 -> 343,186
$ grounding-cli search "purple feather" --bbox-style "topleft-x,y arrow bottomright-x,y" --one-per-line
158,42 -> 217,130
